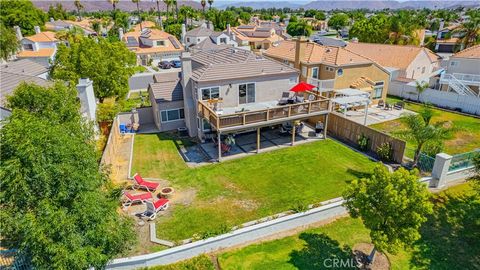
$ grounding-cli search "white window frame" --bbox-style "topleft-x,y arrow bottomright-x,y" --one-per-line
200,87 -> 220,100
302,66 -> 307,77
238,82 -> 256,105
156,40 -> 165,46
311,67 -> 319,79
160,108 -> 185,123
372,81 -> 385,99
325,66 -> 335,72
337,68 -> 344,77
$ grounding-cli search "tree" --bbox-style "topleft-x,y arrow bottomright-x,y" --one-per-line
304,9 -> 325,20
328,13 -> 349,31
108,0 -> 119,11
287,20 -> 313,37
132,0 -> 142,31
0,0 -> 47,35
201,0 -> 207,14
415,81 -> 429,102
173,0 -> 179,20
50,37 -> 137,102
0,82 -> 135,269
453,9 -> 480,49
155,0 -> 163,29
179,6 -> 194,28
350,14 -> 391,43
74,0 -> 84,20
47,3 -> 68,20
164,23 -> 182,39
239,12 -> 251,24
343,165 -> 433,263
208,0 -> 214,10
0,24 -> 19,60
396,105 -> 454,167
470,154 -> 480,193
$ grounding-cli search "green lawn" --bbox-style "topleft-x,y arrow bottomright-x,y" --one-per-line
121,91 -> 151,112
144,255 -> 214,270
371,96 -> 480,158
132,134 -> 376,241
218,183 -> 480,270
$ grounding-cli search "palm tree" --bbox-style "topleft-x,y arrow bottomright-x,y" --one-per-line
132,0 -> 142,31
415,81 -> 429,102
174,0 -> 179,21
453,10 -> 480,49
155,0 -> 163,30
74,0 -> 84,20
108,0 -> 119,11
163,0 -> 170,21
208,0 -> 213,10
397,105 -> 453,167
180,6 -> 194,28
200,0 -> 206,14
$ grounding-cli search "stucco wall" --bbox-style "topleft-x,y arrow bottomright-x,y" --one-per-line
405,50 -> 439,79
446,58 -> 480,75
155,100 -> 186,132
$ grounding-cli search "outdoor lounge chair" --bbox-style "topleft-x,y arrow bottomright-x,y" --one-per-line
122,191 -> 153,209
132,173 -> 160,192
278,92 -> 291,105
377,100 -> 385,108
140,198 -> 170,220
394,102 -> 404,110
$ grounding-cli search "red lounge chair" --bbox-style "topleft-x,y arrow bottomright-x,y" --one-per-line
122,191 -> 153,209
141,198 -> 170,220
132,173 -> 160,192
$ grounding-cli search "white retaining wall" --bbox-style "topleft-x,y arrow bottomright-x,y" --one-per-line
389,81 -> 480,115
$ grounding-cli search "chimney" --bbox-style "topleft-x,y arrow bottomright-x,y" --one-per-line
439,20 -> 445,31
294,36 -> 307,70
181,52 -> 192,90
227,24 -> 231,36
34,26 -> 41,34
118,28 -> 124,41
207,21 -> 213,30
180,52 -> 196,137
76,78 -> 97,122
181,23 -> 186,45
13,26 -> 23,41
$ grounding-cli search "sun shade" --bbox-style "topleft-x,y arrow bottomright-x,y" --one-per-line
290,81 -> 316,92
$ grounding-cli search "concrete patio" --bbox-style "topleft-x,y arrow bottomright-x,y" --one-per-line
343,106 -> 415,126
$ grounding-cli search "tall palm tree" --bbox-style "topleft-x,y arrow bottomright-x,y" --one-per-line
415,81 -> 429,102
132,0 -> 142,31
155,0 -> 163,30
180,6 -> 194,28
453,10 -> 480,49
74,0 -> 84,20
200,0 -> 206,14
173,0 -> 179,21
208,0 -> 214,10
108,0 -> 119,11
163,0 -> 170,21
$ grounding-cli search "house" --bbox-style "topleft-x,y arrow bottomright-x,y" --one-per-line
45,18 -> 97,35
438,45 -> 480,96
231,24 -> 286,51
312,36 -> 346,47
183,22 -> 239,53
148,47 -> 331,154
264,38 -> 391,103
15,26 -> 58,67
435,24 -> 464,53
303,18 -> 328,31
346,42 -> 441,81
121,21 -> 184,65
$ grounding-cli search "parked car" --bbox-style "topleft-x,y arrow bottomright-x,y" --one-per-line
158,61 -> 172,69
170,60 -> 181,68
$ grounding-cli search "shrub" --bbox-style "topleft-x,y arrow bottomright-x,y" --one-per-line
377,142 -> 393,162
199,224 -> 230,239
357,133 -> 370,152
422,141 -> 444,157
292,198 -> 309,213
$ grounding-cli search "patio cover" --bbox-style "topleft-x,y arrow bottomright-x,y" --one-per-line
331,95 -> 371,125
334,88 -> 370,97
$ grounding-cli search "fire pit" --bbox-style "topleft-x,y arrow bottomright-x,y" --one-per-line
159,187 -> 175,198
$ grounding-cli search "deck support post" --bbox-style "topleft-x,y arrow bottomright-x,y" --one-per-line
217,132 -> 222,162
363,103 -> 369,126
324,114 -> 328,139
291,124 -> 295,146
256,128 -> 261,153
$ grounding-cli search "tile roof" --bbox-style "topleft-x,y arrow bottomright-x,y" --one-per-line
191,37 -> 233,52
451,45 -> 480,59
264,40 -> 373,66
345,42 -> 440,69
0,59 -> 48,76
149,72 -> 183,102
24,31 -> 57,42
123,26 -> 184,54
17,48 -> 56,58
232,25 -> 285,43
185,27 -> 213,37
190,47 -> 298,82
0,72 -> 51,105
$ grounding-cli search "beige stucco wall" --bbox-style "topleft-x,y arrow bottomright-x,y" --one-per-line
405,51 -> 439,79
155,100 -> 186,132
446,57 -> 480,76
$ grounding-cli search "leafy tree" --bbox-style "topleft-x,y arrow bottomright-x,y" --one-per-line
415,81 -> 429,102
208,0 -> 214,10
74,0 -> 84,20
165,23 -> 182,39
51,37 -> 136,102
239,12 -> 251,24
350,14 -> 390,43
0,23 -> 19,60
201,0 -> 207,14
287,20 -> 313,37
396,105 -> 454,167
304,9 -> 325,20
454,9 -> 480,49
47,3 -> 68,20
328,12 -> 349,31
343,165 -> 433,263
0,0 -> 47,35
221,10 -> 238,28
179,6 -> 195,28
0,82 -> 135,269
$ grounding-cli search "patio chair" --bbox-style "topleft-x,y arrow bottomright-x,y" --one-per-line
140,198 -> 170,220
132,173 -> 160,192
119,123 -> 128,134
385,103 -> 393,110
278,92 -> 290,105
122,191 -> 153,209
377,100 -> 385,108
315,122 -> 324,135
394,102 -> 404,110
295,96 -> 305,103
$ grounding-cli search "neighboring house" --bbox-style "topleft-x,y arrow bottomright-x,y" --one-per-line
312,36 -> 346,47
15,26 -> 58,67
45,18 -> 97,35
435,24 -> 464,53
184,23 -> 238,53
121,21 -> 184,65
303,18 -> 328,31
148,47 -> 333,146
264,38 -> 391,103
231,24 -> 286,51
0,59 -> 51,106
346,42 -> 441,81
438,45 -> 480,96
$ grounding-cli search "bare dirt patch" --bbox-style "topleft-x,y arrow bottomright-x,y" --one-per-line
232,199 -> 259,211
170,188 -> 197,206
353,243 -> 390,270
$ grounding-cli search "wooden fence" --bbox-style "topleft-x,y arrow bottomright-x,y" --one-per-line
327,112 -> 406,163
100,116 -> 121,166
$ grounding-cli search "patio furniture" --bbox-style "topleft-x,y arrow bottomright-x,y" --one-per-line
132,173 -> 160,192
377,100 -> 385,108
119,123 -> 128,134
296,96 -> 305,103
384,103 -> 393,110
122,191 -> 153,209
315,121 -> 324,136
140,198 -> 170,220
394,102 -> 404,110
278,92 -> 290,105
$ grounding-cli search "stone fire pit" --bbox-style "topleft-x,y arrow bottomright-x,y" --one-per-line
159,187 -> 175,198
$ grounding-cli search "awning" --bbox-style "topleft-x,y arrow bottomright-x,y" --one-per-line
331,96 -> 371,106
334,88 -> 370,97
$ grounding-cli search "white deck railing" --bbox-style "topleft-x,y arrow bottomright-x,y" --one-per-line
307,77 -> 335,91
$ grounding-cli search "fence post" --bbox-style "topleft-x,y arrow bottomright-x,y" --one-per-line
431,153 -> 453,188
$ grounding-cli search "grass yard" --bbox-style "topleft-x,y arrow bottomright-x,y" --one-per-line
218,183 -> 480,270
122,91 -> 151,112
132,134 -> 376,241
371,96 -> 480,158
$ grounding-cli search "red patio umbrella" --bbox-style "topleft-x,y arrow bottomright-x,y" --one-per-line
290,81 -> 316,93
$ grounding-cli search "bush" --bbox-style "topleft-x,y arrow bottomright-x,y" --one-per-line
292,198 -> 309,213
199,224 -> 230,239
423,141 -> 444,157
357,133 -> 370,152
377,142 -> 393,162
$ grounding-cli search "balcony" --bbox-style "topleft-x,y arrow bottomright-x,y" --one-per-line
307,78 -> 335,91
198,94 -> 330,132
440,73 -> 480,86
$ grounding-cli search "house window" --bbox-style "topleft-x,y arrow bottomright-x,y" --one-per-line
325,66 -> 334,72
156,40 -> 165,46
450,61 -> 458,67
372,82 -> 384,99
283,59 -> 289,65
239,83 -> 255,104
289,77 -> 297,84
201,87 -> 220,100
337,69 -> 344,76
302,66 -> 307,77
23,44 -> 34,51
220,37 -> 227,44
311,67 -> 319,79
160,108 -> 185,122
187,37 -> 190,42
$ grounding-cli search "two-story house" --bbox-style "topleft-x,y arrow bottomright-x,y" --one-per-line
346,42 -> 441,81
438,45 -> 480,96
45,18 -> 97,35
183,23 -> 239,53
264,38 -> 391,104
148,48 -> 332,160
435,24 -> 464,53
15,26 -> 58,67
121,21 -> 184,65
231,24 -> 286,51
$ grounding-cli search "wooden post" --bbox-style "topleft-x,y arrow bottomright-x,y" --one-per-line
291,124 -> 295,146
217,132 -> 222,162
324,114 -> 328,139
308,102 -> 312,113
256,128 -> 261,153
288,106 -> 291,117
266,109 -> 270,121
242,114 -> 246,125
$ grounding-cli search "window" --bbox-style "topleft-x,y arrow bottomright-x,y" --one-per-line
337,68 -> 343,76
311,67 -> 319,79
156,40 -> 165,46
372,81 -> 384,99
239,83 -> 255,104
202,118 -> 211,131
201,87 -> 220,100
220,37 -> 227,44
450,61 -> 458,67
186,37 -> 190,42
283,59 -> 289,65
23,44 -> 34,51
325,66 -> 334,72
422,67 -> 426,74
289,77 -> 297,84
160,108 -> 185,122
302,67 -> 307,77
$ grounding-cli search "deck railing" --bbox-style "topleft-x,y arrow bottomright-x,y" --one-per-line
307,78 -> 335,91
198,95 -> 330,130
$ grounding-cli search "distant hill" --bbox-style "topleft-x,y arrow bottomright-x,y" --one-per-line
31,0 -> 202,12
215,1 -> 305,9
